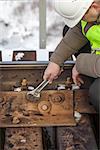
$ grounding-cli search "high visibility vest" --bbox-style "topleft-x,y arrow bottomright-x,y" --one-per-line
81,20 -> 100,55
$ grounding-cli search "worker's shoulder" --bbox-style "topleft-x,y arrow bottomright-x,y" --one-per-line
66,22 -> 84,38
68,22 -> 81,32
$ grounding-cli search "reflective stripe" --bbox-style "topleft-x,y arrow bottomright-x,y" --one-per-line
91,48 -> 100,55
96,51 -> 100,55
91,50 -> 100,55
92,48 -> 100,51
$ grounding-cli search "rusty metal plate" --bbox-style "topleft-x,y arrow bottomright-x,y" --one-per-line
4,127 -> 43,150
74,89 -> 96,114
0,90 -> 75,127
13,51 -> 36,61
57,115 -> 97,150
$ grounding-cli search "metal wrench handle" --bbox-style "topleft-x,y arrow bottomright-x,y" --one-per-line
35,80 -> 49,93
27,80 -> 49,96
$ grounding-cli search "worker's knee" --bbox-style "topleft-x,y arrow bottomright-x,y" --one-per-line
89,78 -> 100,112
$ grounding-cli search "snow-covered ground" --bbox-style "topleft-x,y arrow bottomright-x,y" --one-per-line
0,0 -> 65,61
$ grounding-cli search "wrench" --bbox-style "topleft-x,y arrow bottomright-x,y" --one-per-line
26,80 -> 49,101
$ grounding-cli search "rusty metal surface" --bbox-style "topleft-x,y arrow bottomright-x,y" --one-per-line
0,62 -> 72,91
0,62 -> 95,128
4,127 -> 43,150
0,90 -> 75,127
0,62 -> 98,150
74,89 -> 96,113
13,51 -> 36,61
57,115 -> 98,150
0,62 -> 76,127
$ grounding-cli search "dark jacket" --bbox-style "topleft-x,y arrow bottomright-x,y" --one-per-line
50,22 -> 100,77
76,53 -> 100,78
50,23 -> 88,66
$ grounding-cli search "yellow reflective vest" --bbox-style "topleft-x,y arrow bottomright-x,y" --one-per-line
81,20 -> 100,55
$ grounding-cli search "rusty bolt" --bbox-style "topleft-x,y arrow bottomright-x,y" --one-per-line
38,101 -> 51,114
0,97 -> 4,103
41,104 -> 48,111
12,117 -> 20,124
21,78 -> 28,86
50,93 -> 65,104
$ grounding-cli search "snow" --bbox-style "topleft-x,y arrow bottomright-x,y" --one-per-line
0,0 -> 65,61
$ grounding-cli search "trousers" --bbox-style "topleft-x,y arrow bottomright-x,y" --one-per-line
89,78 -> 100,112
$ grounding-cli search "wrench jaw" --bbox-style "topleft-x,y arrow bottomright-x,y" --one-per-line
26,91 -> 40,102
26,80 -> 49,102
33,91 -> 40,98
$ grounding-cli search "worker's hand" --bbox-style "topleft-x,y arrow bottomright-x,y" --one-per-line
72,65 -> 84,86
43,62 -> 63,83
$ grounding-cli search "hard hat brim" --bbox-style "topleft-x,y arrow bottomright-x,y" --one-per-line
63,1 -> 93,28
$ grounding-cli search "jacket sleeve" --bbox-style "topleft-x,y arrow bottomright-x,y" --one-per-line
50,23 -> 88,66
76,54 -> 100,78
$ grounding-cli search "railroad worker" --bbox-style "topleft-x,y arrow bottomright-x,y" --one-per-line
72,53 -> 100,111
43,0 -> 100,111
43,0 -> 100,81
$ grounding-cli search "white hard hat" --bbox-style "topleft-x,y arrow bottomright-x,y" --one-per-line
54,0 -> 94,28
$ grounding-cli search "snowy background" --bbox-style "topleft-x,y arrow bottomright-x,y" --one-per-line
0,0 -> 65,61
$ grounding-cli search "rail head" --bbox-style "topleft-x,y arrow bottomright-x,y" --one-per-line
0,61 -> 75,70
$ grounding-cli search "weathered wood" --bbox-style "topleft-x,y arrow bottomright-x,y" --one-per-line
57,115 -> 98,150
4,127 -> 43,150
